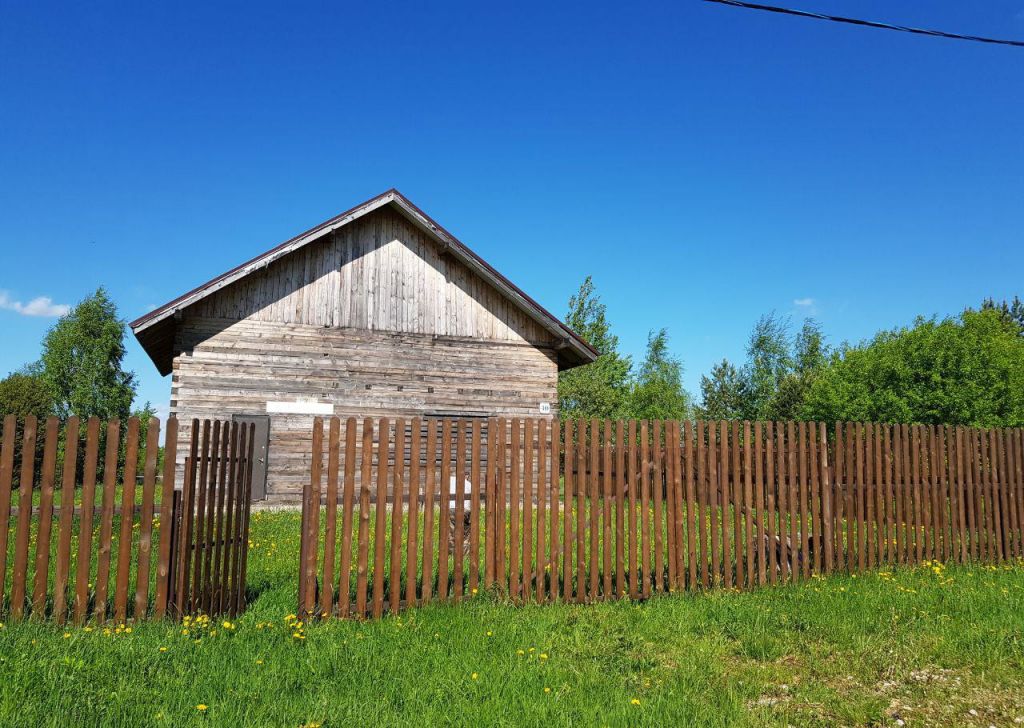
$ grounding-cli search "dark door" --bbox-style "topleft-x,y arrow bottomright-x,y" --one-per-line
232,414 -> 270,501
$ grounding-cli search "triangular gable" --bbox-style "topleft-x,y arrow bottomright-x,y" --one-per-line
131,189 -> 598,375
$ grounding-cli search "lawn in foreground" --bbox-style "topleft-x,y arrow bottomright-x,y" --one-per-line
0,511 -> 1022,727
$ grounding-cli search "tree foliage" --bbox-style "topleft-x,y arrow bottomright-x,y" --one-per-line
801,309 -> 1024,427
557,277 -> 632,420
696,359 -> 748,421
628,329 -> 691,421
981,296 -> 1024,336
696,314 -> 827,421
37,287 -> 136,423
0,372 -> 54,421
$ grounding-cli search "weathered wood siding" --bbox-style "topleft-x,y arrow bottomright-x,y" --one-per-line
190,207 -> 549,343
170,207 -> 561,500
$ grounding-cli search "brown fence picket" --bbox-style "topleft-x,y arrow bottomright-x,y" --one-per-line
470,420 -> 482,598
71,417 -> 99,624
0,416 -> 16,614
154,416 -> 178,619
407,418 -> 422,606
651,421 -> 667,593
11,415 -> 38,620
322,417 -> 341,617
548,419 -> 560,602
639,421 -> 651,599
683,421 -> 696,589
390,418 -> 406,614
819,423 -> 834,575
32,418 -> 61,616
614,420 -> 625,598
508,419 -> 521,601
601,420 -> 613,598
437,419 -> 451,602
53,417 -> 79,624
372,419 -> 390,617
537,419 -> 549,603
339,418 -> 357,617
356,419 -> 373,615
421,420 -> 436,603
523,419 -> 535,602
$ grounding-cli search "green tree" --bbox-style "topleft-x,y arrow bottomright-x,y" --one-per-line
557,277 -> 632,420
981,296 -> 1024,335
37,287 -> 136,423
0,372 -> 54,421
801,308 -> 1024,426
768,319 -> 827,420
0,372 -> 55,468
742,312 -> 793,420
628,329 -> 691,421
696,359 -> 748,421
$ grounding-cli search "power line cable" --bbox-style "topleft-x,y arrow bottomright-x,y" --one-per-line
703,0 -> 1024,47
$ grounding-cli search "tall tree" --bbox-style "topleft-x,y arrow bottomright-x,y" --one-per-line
557,277 -> 632,420
628,329 -> 691,421
802,308 -> 1024,427
37,287 -> 136,423
743,312 -> 792,420
696,359 -> 748,421
769,319 -> 827,420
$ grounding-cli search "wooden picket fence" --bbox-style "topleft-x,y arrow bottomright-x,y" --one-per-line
298,417 -> 1024,619
0,414 -> 255,623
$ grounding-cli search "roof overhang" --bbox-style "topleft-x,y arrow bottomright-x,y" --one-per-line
131,189 -> 599,376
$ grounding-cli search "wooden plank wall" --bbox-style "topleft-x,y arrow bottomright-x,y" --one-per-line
0,415 -> 253,623
189,206 -> 550,343
169,206 -> 567,501
299,417 -> 1024,619
171,322 -> 559,500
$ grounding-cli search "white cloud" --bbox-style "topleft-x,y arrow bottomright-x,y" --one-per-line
0,291 -> 71,317
793,297 -> 815,308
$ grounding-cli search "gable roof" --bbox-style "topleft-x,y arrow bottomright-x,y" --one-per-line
131,188 -> 599,375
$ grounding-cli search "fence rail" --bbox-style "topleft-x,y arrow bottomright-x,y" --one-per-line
0,414 -> 254,623
298,417 -> 1024,619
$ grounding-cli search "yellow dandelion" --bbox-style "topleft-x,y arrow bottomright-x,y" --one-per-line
471,673 -> 478,680
631,698 -> 641,706
544,687 -> 551,694
159,646 -> 168,652
486,630 -> 493,637
539,653 -> 548,660
196,704 -> 208,711
63,633 -> 71,639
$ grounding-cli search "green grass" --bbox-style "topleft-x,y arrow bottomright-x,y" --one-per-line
1,510 -> 1022,727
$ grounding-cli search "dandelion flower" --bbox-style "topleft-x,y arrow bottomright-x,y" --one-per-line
196,704 -> 208,711
471,673 -> 478,680
631,698 -> 641,706
544,687 -> 551,694
540,653 -> 548,660
159,646 -> 168,652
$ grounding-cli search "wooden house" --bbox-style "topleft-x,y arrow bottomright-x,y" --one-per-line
131,189 -> 597,501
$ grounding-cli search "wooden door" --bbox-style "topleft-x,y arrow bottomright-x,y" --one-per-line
233,414 -> 270,500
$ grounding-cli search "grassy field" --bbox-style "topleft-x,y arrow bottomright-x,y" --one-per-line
0,510 -> 1022,727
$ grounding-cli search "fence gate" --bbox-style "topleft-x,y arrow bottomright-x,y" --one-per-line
166,419 -> 257,619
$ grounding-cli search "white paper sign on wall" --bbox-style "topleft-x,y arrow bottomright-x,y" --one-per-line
538,402 -> 551,415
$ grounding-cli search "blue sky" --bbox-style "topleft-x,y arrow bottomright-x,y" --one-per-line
1,1 -> 1022,417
